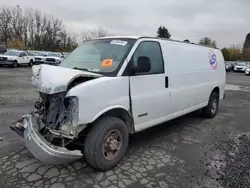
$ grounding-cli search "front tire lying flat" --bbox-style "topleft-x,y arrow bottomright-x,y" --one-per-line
202,92 -> 219,118
84,116 -> 129,171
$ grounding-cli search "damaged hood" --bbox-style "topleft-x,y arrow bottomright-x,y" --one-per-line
32,64 -> 102,94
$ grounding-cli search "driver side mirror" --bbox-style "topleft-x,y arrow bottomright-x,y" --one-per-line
132,56 -> 151,74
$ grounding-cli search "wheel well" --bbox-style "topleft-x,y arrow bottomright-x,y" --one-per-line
30,59 -> 33,62
99,108 -> 135,133
84,108 -> 134,134
212,86 -> 220,96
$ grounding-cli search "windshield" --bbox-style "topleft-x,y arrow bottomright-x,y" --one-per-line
4,51 -> 19,56
59,38 -> 136,75
237,63 -> 246,66
48,53 -> 61,57
37,53 -> 47,57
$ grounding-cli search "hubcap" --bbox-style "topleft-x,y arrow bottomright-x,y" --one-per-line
102,130 -> 122,161
211,98 -> 217,114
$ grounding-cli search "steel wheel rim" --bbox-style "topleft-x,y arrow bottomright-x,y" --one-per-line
211,98 -> 217,114
102,129 -> 122,161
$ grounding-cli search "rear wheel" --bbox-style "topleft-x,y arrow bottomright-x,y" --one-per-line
12,61 -> 18,68
202,92 -> 219,118
84,116 -> 129,171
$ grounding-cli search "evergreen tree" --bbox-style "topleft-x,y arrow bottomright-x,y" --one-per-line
156,26 -> 171,39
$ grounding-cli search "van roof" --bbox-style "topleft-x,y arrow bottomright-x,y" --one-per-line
98,36 -> 219,49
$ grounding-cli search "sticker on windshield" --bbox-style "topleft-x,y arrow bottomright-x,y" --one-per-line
110,40 -> 127,46
209,51 -> 217,70
102,59 -> 113,67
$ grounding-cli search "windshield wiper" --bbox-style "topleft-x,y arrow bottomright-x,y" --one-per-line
73,67 -> 90,71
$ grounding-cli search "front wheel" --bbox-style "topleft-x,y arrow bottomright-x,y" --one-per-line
29,60 -> 33,67
12,61 -> 18,68
202,92 -> 219,118
84,116 -> 129,171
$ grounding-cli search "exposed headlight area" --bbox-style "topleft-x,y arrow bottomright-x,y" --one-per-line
36,94 -> 80,140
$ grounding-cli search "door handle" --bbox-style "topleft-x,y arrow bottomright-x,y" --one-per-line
165,76 -> 169,88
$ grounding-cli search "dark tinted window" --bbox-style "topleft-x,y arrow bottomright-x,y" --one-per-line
20,52 -> 27,57
132,41 -> 164,74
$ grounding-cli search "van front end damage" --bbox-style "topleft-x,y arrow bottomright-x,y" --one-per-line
10,64 -> 102,165
22,114 -> 82,165
11,93 -> 84,165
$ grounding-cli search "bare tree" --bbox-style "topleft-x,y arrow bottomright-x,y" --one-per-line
10,5 -> 25,41
199,37 -> 217,48
0,5 -> 78,51
0,6 -> 12,46
81,27 -> 109,42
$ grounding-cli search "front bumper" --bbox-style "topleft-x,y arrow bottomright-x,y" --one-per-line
45,61 -> 59,66
35,60 -> 45,64
10,114 -> 83,165
234,68 -> 245,72
0,61 -> 13,65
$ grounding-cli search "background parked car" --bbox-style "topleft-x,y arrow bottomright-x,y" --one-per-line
225,62 -> 233,71
62,52 -> 70,59
245,64 -> 250,75
233,62 -> 248,72
34,52 -> 49,64
0,50 -> 34,68
45,52 -> 64,65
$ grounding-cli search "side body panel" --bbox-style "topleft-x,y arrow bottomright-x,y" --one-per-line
66,77 -> 130,125
120,39 -> 226,132
161,41 -> 226,114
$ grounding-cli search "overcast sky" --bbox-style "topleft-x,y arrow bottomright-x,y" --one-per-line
2,0 -> 250,47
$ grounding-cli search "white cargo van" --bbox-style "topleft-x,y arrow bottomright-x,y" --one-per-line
10,36 -> 226,171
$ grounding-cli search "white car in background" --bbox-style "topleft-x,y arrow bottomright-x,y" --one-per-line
62,52 -> 70,59
234,62 -> 248,72
0,50 -> 34,68
245,64 -> 250,75
35,52 -> 49,64
45,52 -> 64,65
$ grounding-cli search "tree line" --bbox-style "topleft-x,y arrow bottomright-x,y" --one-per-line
0,5 -> 78,52
1,8 -> 249,60
156,26 -> 250,61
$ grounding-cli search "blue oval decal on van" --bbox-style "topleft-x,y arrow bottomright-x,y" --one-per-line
209,51 -> 217,70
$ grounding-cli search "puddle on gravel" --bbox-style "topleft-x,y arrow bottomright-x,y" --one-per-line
226,84 -> 250,92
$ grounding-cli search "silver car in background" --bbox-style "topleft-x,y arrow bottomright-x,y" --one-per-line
234,62 -> 248,72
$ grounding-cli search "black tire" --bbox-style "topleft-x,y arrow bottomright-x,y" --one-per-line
202,92 -> 219,118
29,60 -> 33,67
12,61 -> 18,68
84,116 -> 129,171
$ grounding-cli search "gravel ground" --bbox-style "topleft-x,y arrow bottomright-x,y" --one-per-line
0,68 -> 250,188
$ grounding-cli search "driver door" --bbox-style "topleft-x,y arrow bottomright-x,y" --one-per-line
129,40 -> 170,131
18,52 -> 25,64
